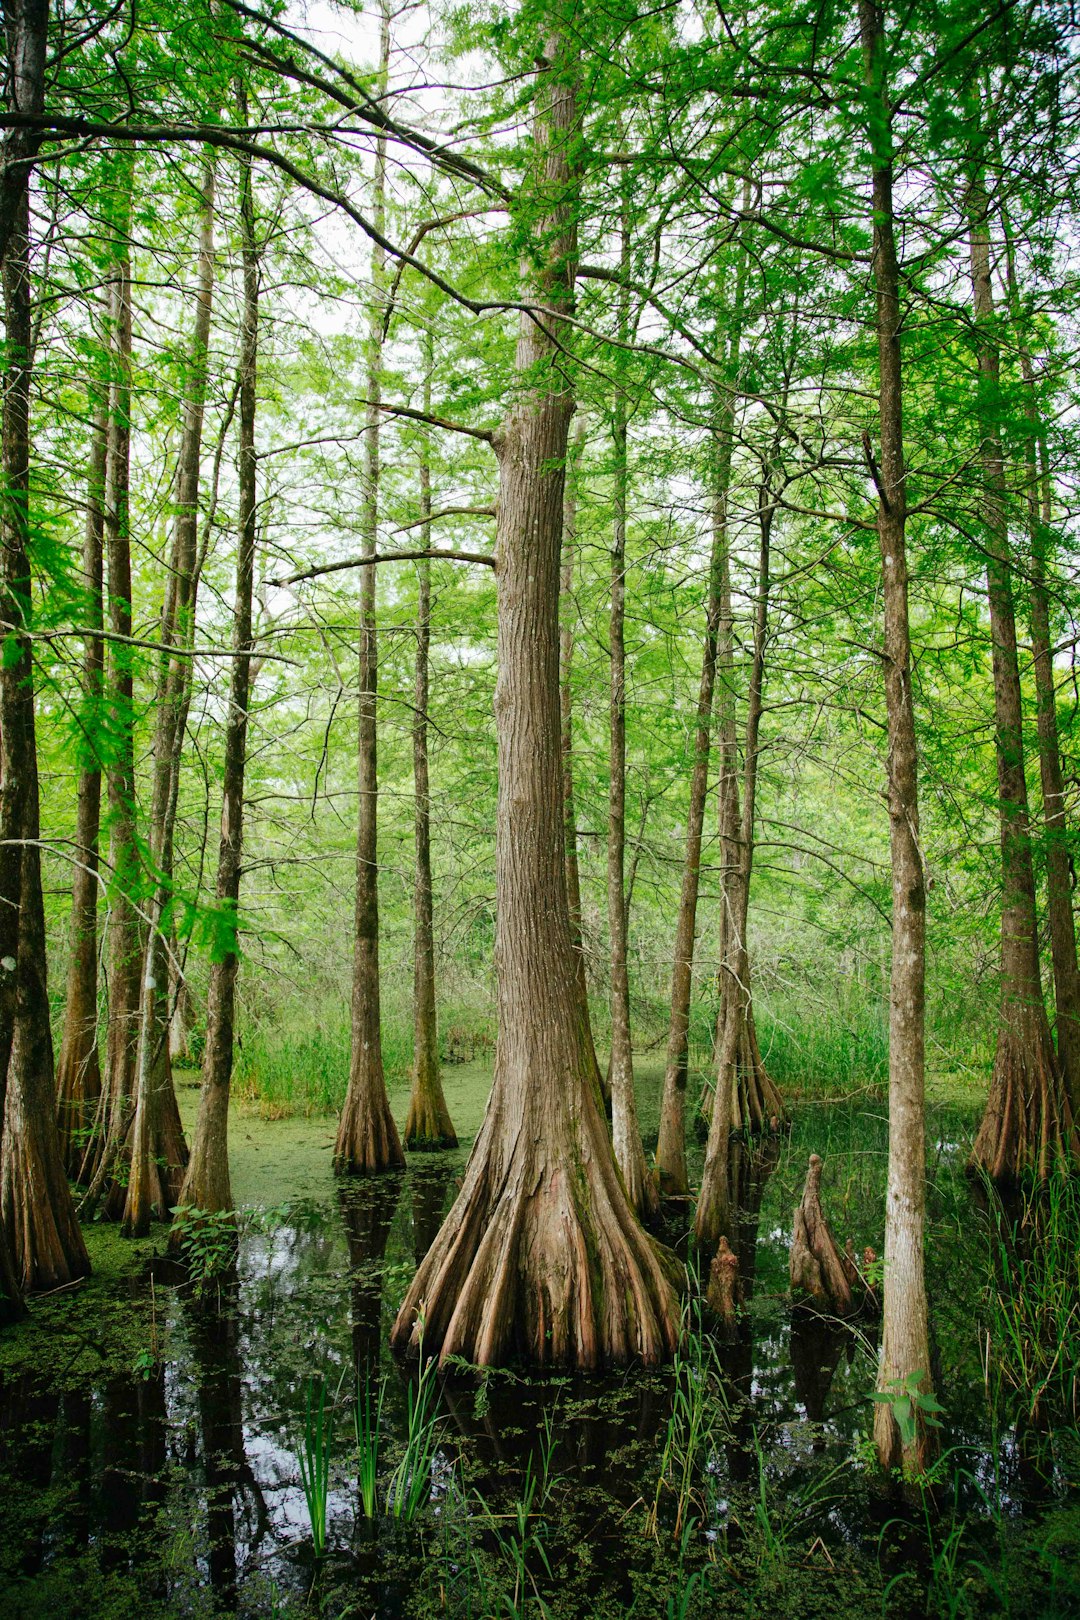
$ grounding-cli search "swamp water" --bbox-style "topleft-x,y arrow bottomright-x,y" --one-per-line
1,1075 -> 1078,1619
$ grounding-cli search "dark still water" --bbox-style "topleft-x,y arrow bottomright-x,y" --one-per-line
1,1098 -> 1078,1618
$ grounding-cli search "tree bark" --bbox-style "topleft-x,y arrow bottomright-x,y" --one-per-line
966,171 -> 1076,1183
696,470 -> 785,1245
334,0 -> 403,1175
655,447 -> 727,1196
561,420 -> 608,1109
1000,216 -> 1080,1118
391,30 -> 681,1370
404,366 -> 456,1151
858,0 -> 934,1478
656,230 -> 749,1195
607,397 -> 654,1218
177,114 -> 260,1218
82,165 -> 140,1209
0,7 -> 90,1292
123,157 -> 219,1234
55,383 -> 107,1176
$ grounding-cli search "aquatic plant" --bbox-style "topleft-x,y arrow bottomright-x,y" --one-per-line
353,1364 -> 386,1517
648,1302 -> 728,1539
296,1374 -> 333,1557
388,1351 -> 442,1520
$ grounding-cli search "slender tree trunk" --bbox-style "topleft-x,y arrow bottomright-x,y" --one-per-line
55,384 -> 107,1176
857,0 -> 934,1477
335,0 -> 403,1174
82,166 -> 140,1209
655,469 -> 725,1197
657,221 -> 751,1192
391,30 -> 680,1370
1000,220 -> 1080,1117
608,399 -> 654,1217
178,128 -> 260,1219
697,478 -> 785,1245
0,16 -> 90,1291
404,366 -> 456,1151
967,174 -> 1075,1182
123,158 -> 218,1234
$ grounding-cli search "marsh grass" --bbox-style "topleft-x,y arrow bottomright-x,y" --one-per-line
388,1351 -> 442,1521
354,1366 -> 385,1518
649,1301 -> 729,1540
296,1374 -> 333,1558
984,1174 -> 1080,1428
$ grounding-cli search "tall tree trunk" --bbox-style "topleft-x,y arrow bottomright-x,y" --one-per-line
391,30 -> 680,1370
655,455 -> 726,1197
607,397 -> 654,1217
178,126 -> 259,1218
335,0 -> 402,1174
697,473 -> 785,1245
561,420 -> 608,1108
82,164 -> 140,1209
858,0 -> 934,1477
967,172 -> 1075,1182
1000,217 -> 1080,1117
657,215 -> 750,1193
55,383 -> 107,1176
123,158 -> 218,1234
0,9 -> 90,1292
404,366 -> 456,1151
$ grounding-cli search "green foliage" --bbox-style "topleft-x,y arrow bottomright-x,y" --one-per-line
871,1371 -> 945,1451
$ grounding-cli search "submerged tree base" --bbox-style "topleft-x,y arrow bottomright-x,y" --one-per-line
404,1081 -> 457,1153
391,1076 -> 682,1370
970,1005 -> 1078,1184
334,1085 -> 405,1175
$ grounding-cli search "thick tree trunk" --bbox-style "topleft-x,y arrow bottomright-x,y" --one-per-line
560,422 -> 608,1110
404,374 -> 456,1151
966,177 -> 1076,1183
0,103 -> 90,1293
334,1 -> 402,1174
391,31 -> 680,1370
55,387 -> 107,1176
858,0 -> 934,1477
123,160 -> 219,1234
607,402 -> 654,1218
178,124 -> 259,1218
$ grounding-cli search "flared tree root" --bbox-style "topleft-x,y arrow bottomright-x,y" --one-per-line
391,1106 -> 683,1369
970,1008 -> 1079,1184
404,1078 -> 457,1152
789,1154 -> 872,1318
334,1082 -> 404,1174
699,1003 -> 787,1137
